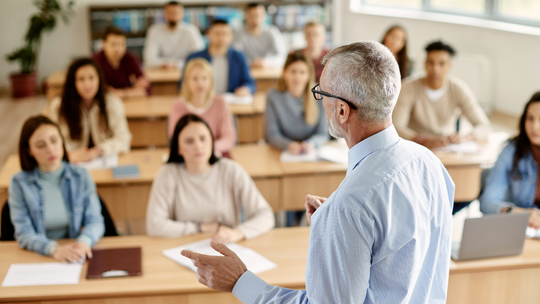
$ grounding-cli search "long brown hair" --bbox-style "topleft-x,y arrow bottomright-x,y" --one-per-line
277,53 -> 319,125
19,115 -> 70,172
59,58 -> 110,140
511,92 -> 540,177
381,25 -> 410,79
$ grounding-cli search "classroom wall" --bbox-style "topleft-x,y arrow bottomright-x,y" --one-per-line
333,1 -> 540,116
2,0 -> 540,116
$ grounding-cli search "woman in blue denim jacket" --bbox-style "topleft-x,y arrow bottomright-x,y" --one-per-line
480,92 -> 540,229
8,115 -> 104,262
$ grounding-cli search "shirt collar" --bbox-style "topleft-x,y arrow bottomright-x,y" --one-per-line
347,124 -> 400,175
25,161 -> 73,183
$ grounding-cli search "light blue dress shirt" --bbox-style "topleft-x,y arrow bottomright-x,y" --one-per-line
232,125 -> 454,304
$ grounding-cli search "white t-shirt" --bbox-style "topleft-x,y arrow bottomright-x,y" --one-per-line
424,85 -> 448,102
212,55 -> 229,94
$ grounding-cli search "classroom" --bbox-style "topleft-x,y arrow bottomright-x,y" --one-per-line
0,0 -> 540,303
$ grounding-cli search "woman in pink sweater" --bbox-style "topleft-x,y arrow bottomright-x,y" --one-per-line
168,58 -> 236,156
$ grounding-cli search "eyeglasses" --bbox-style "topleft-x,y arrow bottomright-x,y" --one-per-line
311,84 -> 358,110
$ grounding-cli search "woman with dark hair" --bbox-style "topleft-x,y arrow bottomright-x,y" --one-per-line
480,92 -> 540,228
8,115 -> 104,261
265,53 -> 328,155
381,25 -> 412,79
44,58 -> 132,163
146,114 -> 274,242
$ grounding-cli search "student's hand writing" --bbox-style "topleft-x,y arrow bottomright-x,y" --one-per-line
234,86 -> 251,97
211,226 -> 244,244
423,136 -> 449,149
181,240 -> 247,292
305,194 -> 327,225
251,59 -> 265,68
52,243 -> 85,263
301,141 -> 314,153
69,149 -> 97,163
287,142 -> 303,155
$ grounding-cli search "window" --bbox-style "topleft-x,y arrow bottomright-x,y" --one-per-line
359,0 -> 540,27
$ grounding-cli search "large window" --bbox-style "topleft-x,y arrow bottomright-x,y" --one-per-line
360,0 -> 540,26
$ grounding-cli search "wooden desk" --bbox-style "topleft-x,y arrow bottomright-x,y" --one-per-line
0,227 -> 309,304
124,93 -> 267,147
144,67 -> 182,95
250,67 -> 282,92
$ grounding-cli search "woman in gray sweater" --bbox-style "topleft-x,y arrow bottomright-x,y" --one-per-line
265,53 -> 329,154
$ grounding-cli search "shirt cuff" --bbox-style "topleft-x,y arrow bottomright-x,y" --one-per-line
76,235 -> 94,248
45,240 -> 59,256
232,270 -> 270,304
497,202 -> 516,214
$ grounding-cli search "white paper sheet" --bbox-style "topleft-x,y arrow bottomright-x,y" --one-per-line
280,149 -> 318,163
222,93 -> 254,105
2,263 -> 83,287
526,227 -> 540,239
435,141 -> 480,154
163,239 -> 277,274
74,154 -> 118,170
318,145 -> 348,165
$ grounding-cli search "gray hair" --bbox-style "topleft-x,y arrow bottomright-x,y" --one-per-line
322,41 -> 401,122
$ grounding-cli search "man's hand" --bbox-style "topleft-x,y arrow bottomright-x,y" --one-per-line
234,86 -> 251,97
181,240 -> 248,292
133,76 -> 150,89
305,195 -> 327,225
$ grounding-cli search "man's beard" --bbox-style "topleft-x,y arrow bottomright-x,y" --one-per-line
328,104 -> 348,139
168,20 -> 177,27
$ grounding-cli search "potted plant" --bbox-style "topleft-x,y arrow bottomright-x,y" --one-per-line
6,0 -> 74,98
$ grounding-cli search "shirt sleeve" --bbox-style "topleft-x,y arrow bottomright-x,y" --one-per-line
307,101 -> 329,148
146,165 -> 199,237
213,99 -> 237,154
265,91 -> 293,150
392,81 -> 419,140
77,169 -> 105,247
479,143 -> 516,214
263,27 -> 287,68
98,95 -> 132,155
238,52 -> 256,94
231,162 -> 274,239
233,270 -> 311,304
143,26 -> 166,68
454,80 -> 491,141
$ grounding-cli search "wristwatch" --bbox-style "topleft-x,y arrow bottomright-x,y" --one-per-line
502,206 -> 513,213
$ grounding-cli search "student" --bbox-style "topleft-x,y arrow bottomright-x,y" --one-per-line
265,53 -> 328,155
8,115 -> 104,262
480,93 -> 540,228
146,114 -> 274,241
168,58 -> 236,156
144,1 -> 204,70
381,25 -> 412,79
294,21 -> 330,83
185,20 -> 255,95
393,40 -> 490,149
232,3 -> 287,68
92,27 -> 149,98
44,58 -> 132,163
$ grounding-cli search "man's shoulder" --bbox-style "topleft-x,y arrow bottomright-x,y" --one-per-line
447,76 -> 475,96
147,23 -> 166,33
180,22 -> 201,34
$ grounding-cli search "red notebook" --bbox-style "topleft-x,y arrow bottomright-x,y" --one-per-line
86,247 -> 142,279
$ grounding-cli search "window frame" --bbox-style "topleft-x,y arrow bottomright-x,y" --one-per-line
359,0 -> 540,28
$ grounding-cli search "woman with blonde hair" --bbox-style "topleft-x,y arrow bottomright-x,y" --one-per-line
265,52 -> 328,155
168,58 -> 236,156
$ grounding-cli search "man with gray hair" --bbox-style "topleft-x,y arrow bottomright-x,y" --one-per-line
182,41 -> 455,303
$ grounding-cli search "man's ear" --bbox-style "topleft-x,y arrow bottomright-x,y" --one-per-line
338,101 -> 351,124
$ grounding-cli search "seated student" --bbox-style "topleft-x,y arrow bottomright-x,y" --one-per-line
232,3 -> 287,68
393,40 -> 490,149
144,1 -> 204,70
294,21 -> 330,83
480,92 -> 540,228
146,114 -> 274,241
265,53 -> 328,155
381,25 -> 413,79
8,115 -> 104,262
92,27 -> 149,98
44,58 -> 132,163
185,20 -> 255,96
168,58 -> 236,156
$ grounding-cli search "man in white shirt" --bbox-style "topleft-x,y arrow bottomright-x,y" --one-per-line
144,1 -> 204,69
232,3 -> 287,68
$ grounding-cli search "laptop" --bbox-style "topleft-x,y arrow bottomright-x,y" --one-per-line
451,212 -> 529,261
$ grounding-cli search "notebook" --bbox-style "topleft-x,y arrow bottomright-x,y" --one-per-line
112,165 -> 140,180
86,247 -> 142,279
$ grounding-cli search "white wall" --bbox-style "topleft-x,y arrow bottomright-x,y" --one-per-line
2,0 -> 540,115
333,1 -> 540,116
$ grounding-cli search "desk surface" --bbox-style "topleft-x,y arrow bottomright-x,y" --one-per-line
0,227 -> 309,302
124,92 -> 267,118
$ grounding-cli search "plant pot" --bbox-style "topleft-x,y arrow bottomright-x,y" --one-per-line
9,72 -> 37,98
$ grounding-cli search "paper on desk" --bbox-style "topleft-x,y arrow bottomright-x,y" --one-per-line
280,149 -> 318,163
318,145 -> 348,165
2,263 -> 82,287
526,227 -> 540,239
435,141 -> 480,154
74,154 -> 118,170
163,239 -> 277,274
222,93 -> 254,105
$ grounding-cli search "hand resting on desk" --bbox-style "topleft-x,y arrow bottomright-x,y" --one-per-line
52,242 -> 92,263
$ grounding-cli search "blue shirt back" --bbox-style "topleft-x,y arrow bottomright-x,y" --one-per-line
233,125 -> 454,304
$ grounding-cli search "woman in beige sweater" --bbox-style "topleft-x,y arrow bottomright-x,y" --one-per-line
44,58 -> 132,163
146,114 -> 274,242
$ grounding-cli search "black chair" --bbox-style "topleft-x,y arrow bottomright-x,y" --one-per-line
0,196 -> 118,241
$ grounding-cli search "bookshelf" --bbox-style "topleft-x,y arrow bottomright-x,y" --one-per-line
88,1 -> 333,63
